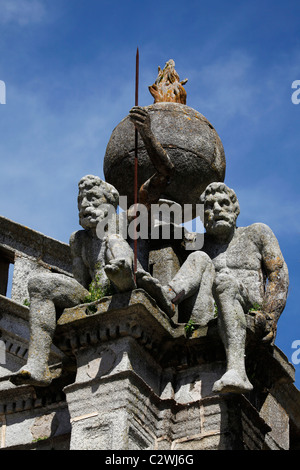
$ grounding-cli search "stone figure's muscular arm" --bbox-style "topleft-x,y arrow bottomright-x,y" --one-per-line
255,223 -> 289,321
69,230 -> 91,289
129,106 -> 174,209
129,106 -> 174,178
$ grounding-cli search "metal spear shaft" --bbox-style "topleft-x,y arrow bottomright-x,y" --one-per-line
134,47 -> 139,280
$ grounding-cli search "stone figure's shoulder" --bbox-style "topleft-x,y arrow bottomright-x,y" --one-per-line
242,222 -> 277,246
69,230 -> 88,254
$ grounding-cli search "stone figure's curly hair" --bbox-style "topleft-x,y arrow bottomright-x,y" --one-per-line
78,175 -> 119,208
200,182 -> 240,217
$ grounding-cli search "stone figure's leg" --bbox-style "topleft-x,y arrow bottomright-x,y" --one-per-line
104,234 -> 137,292
136,251 -> 215,321
11,272 -> 88,386
168,251 -> 215,325
212,273 -> 253,394
170,252 -> 215,326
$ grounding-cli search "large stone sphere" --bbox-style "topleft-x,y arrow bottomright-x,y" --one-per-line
103,103 -> 226,217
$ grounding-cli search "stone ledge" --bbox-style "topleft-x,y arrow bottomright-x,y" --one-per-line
0,367 -> 73,413
55,290 -> 295,384
0,215 -> 72,273
0,294 -> 29,321
57,289 -> 182,335
56,289 -> 280,342
2,432 -> 71,451
54,289 -> 224,369
55,289 -> 295,372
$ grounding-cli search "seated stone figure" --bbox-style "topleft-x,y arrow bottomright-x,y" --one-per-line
10,175 -> 122,386
201,182 -> 289,393
133,181 -> 289,394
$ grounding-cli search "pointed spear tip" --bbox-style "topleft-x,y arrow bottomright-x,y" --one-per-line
135,47 -> 139,107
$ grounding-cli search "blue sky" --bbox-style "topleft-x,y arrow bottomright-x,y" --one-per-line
0,0 -> 299,387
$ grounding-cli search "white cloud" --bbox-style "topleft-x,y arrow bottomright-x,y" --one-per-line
0,0 -> 46,25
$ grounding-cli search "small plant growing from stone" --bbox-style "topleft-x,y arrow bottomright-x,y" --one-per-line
249,302 -> 262,312
32,436 -> 48,443
84,273 -> 107,304
214,302 -> 218,317
184,319 -> 196,338
83,268 -> 114,313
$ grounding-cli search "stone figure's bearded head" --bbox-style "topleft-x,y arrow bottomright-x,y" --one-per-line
201,182 -> 240,238
78,175 -> 119,230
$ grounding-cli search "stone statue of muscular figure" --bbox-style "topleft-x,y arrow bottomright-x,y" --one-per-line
128,180 -> 290,394
202,182 -> 289,393
10,175 -> 121,386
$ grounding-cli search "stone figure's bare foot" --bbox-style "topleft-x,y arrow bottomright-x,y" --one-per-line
136,270 -> 176,318
212,369 -> 253,394
104,258 -> 136,292
10,365 -> 54,387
